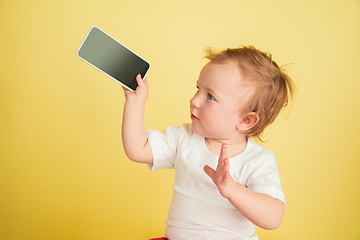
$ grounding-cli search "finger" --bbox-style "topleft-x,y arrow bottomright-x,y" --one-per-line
221,160 -> 231,184
218,146 -> 230,182
223,157 -> 230,172
220,144 -> 227,160
143,77 -> 149,87
204,165 -> 216,180
217,144 -> 227,171
219,158 -> 230,182
136,74 -> 145,86
136,73 -> 143,81
122,86 -> 132,95
221,171 -> 231,186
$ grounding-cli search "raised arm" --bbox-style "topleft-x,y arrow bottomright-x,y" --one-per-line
121,74 -> 153,164
204,144 -> 284,230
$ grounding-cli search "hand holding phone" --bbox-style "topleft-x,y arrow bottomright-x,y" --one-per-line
122,74 -> 149,104
77,26 -> 150,91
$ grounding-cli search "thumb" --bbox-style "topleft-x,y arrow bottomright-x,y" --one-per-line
204,165 -> 216,180
136,74 -> 145,87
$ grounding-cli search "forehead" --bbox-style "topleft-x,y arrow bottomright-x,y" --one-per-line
198,61 -> 244,95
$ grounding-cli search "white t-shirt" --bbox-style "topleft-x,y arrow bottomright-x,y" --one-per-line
147,124 -> 285,240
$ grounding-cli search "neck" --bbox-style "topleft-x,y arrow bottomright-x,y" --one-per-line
205,136 -> 248,158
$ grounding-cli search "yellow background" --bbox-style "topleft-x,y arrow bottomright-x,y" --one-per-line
1,0 -> 359,239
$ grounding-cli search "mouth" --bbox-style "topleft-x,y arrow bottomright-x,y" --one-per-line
191,113 -> 199,120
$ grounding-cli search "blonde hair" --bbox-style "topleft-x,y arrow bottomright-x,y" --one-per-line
204,46 -> 296,142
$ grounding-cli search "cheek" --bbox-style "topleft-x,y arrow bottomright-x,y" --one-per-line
200,106 -> 222,124
209,106 -> 239,125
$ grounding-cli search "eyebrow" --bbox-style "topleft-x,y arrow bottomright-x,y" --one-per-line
196,79 -> 221,100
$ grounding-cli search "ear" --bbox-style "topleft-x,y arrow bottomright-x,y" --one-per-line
237,112 -> 259,132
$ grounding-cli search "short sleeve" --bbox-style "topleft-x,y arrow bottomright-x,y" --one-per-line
246,151 -> 285,204
146,126 -> 180,172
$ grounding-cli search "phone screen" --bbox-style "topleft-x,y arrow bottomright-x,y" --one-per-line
77,26 -> 150,91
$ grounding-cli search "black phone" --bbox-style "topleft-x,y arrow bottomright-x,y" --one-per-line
77,26 -> 150,91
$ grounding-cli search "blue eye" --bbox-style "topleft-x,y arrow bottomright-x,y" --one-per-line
207,93 -> 215,101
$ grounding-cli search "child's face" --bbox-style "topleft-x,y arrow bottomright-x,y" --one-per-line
190,61 -> 250,140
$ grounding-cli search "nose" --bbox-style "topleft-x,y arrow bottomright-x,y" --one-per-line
190,92 -> 200,109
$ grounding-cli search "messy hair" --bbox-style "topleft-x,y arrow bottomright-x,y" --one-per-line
204,46 -> 296,142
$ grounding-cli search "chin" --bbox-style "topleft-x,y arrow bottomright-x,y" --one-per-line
190,124 -> 213,138
191,123 -> 203,136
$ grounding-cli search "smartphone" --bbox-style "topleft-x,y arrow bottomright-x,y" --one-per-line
77,26 -> 150,91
